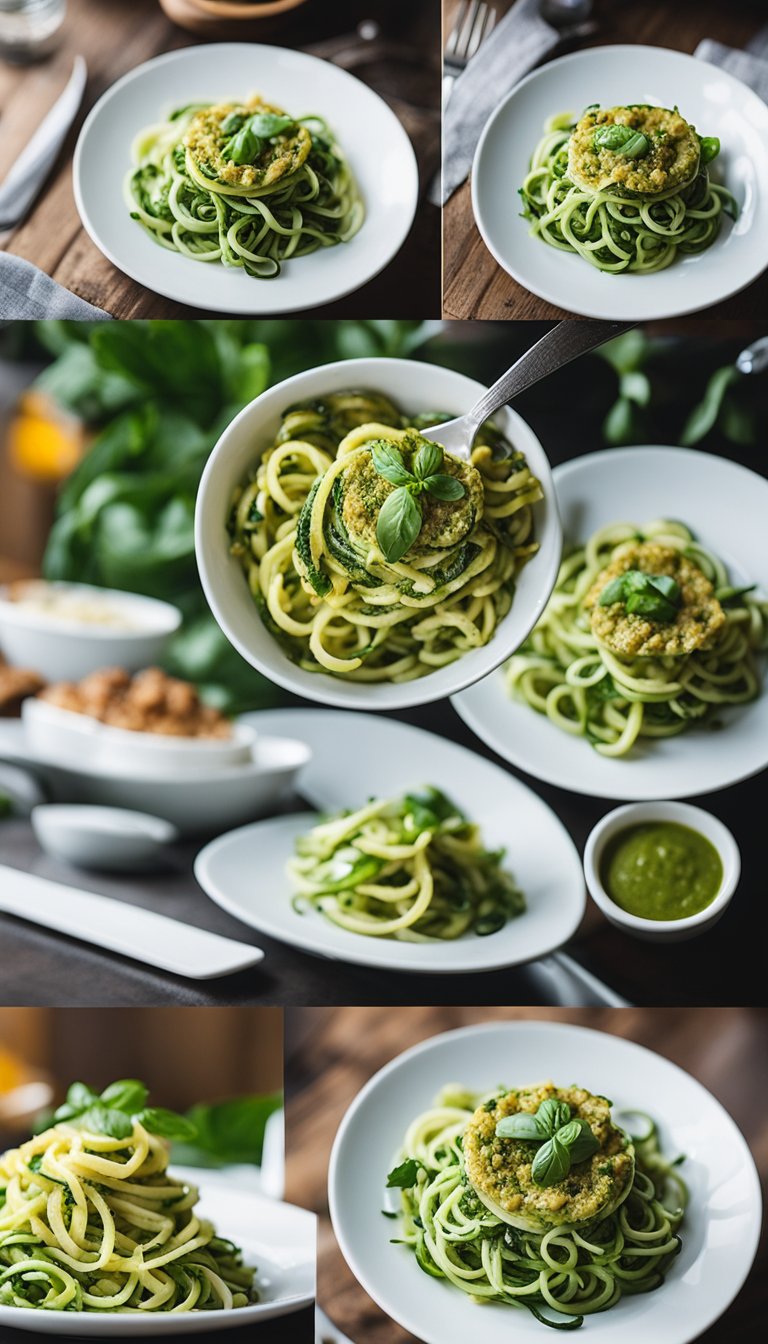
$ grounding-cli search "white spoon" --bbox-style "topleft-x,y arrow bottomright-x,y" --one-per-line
421,319 -> 635,460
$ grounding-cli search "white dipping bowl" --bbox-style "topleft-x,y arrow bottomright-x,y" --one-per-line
584,801 -> 740,942
0,582 -> 181,680
32,804 -> 178,872
23,698 -> 256,777
195,356 -> 561,710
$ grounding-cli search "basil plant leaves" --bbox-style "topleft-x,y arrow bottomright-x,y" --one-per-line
50,1079 -> 198,1143
598,569 -> 682,624
496,1098 -> 600,1188
370,438 -> 466,564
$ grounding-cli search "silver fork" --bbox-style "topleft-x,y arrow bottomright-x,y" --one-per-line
444,0 -> 497,107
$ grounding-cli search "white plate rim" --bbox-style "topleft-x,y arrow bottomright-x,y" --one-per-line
72,42 -> 419,315
193,708 -> 585,974
452,444 -> 768,800
328,1018 -> 763,1344
471,43 -> 768,320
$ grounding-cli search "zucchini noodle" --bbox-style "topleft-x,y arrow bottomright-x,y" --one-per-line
520,110 -> 737,274
287,786 -> 525,941
0,1118 -> 256,1312
126,96 -> 363,278
228,390 -> 542,682
506,520 -> 767,758
389,1084 -> 686,1330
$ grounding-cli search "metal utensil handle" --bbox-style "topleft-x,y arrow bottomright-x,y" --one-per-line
465,320 -> 636,430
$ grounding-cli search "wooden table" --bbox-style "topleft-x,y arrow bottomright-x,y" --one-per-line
287,1005 -> 768,1344
443,0 -> 768,319
0,0 -> 440,318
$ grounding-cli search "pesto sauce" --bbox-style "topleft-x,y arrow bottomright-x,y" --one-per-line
600,821 -> 722,920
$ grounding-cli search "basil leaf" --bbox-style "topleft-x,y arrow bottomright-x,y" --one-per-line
699,136 -> 720,164
66,1082 -> 99,1111
625,589 -> 677,622
536,1099 -> 572,1136
424,474 -> 466,502
136,1108 -> 198,1142
386,1158 -> 422,1188
248,113 -> 295,139
220,111 -> 247,135
495,1113 -> 549,1141
370,442 -> 414,487
77,1105 -> 134,1139
376,487 -> 422,563
598,575 -> 627,607
531,1135 -> 570,1187
223,119 -> 264,166
598,570 -> 681,622
594,124 -> 650,158
562,1119 -> 600,1165
100,1079 -> 149,1115
413,441 -> 443,481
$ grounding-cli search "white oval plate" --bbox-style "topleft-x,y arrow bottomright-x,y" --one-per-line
329,1019 -> 762,1344
194,709 -> 584,974
0,1170 -> 315,1334
472,44 -> 768,320
73,43 -> 418,314
454,446 -> 768,800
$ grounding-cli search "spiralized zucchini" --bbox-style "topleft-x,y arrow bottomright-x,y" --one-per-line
287,786 -> 525,940
390,1084 -> 687,1330
228,390 -> 542,682
506,520 -> 767,758
520,111 -> 737,274
0,1112 -> 256,1312
126,97 -> 363,278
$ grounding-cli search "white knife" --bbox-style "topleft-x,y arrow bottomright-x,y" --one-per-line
0,55 -> 87,232
0,863 -> 265,979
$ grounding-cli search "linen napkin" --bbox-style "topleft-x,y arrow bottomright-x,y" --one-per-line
0,254 -> 109,320
695,37 -> 768,105
442,0 -> 560,203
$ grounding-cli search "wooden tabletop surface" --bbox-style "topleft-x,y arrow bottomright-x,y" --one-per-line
443,0 -> 768,320
286,1005 -> 768,1344
0,0 -> 440,318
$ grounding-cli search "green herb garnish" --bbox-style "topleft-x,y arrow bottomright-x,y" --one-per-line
386,1158 -> 423,1188
593,124 -> 650,158
223,112 -> 295,165
49,1080 -> 198,1143
598,569 -> 682,623
370,439 -> 466,564
496,1099 -> 600,1188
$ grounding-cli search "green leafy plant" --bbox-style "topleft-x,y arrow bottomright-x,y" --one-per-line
223,112 -> 295,165
495,1099 -> 600,1188
593,125 -> 650,158
173,1093 -> 282,1168
386,1158 -> 423,1188
371,439 -> 466,563
42,1079 -> 197,1142
598,570 -> 682,623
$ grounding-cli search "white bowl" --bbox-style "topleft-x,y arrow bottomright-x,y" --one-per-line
0,582 -> 181,680
22,698 -> 255,777
584,801 -> 740,942
195,357 -> 561,710
31,804 -> 178,872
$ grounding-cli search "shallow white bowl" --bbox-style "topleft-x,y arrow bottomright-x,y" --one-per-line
472,44 -> 768,320
73,42 -> 418,315
0,582 -> 181,681
196,356 -> 561,710
583,801 -> 740,942
329,1019 -> 762,1344
23,698 -> 255,777
454,445 -> 768,799
31,803 -> 179,872
0,719 -> 310,837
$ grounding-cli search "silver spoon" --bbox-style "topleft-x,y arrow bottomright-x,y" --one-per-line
420,320 -> 636,460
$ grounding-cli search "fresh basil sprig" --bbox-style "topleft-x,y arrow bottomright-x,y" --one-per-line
369,439 -> 466,564
598,569 -> 682,623
386,1158 -> 423,1188
495,1098 -> 600,1188
51,1080 -> 198,1143
222,111 -> 295,166
594,124 -> 650,159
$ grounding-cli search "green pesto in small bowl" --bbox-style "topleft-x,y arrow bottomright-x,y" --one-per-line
600,820 -> 723,921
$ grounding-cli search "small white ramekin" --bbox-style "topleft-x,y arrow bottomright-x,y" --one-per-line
584,800 -> 740,942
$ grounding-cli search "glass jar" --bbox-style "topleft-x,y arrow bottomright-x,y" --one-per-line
0,0 -> 66,64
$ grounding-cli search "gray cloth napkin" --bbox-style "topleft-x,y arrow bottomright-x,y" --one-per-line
695,37 -> 768,104
442,0 -> 560,203
0,253 -> 109,320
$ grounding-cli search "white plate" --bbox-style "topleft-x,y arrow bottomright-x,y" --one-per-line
0,1168 -> 315,1334
0,719 -> 309,837
73,43 -> 418,314
194,709 -> 584,974
454,446 -> 768,800
472,44 -> 768,320
329,1019 -> 762,1344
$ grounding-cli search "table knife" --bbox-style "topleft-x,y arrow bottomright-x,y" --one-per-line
0,55 -> 87,233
